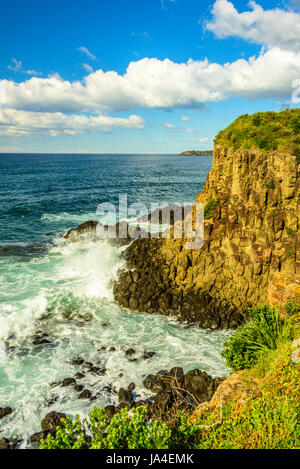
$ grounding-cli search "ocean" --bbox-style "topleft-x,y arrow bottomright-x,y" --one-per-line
0,153 -> 231,447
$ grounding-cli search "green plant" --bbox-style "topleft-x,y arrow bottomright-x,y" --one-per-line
204,197 -> 219,219
267,181 -> 275,190
215,108 -> 300,156
286,227 -> 295,236
40,406 -> 173,450
221,304 -> 296,371
285,299 -> 300,316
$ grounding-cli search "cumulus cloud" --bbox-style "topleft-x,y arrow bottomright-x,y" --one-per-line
1,47 -> 300,114
0,109 -> 144,137
181,115 -> 190,122
1,1 -> 300,138
206,0 -> 300,51
76,46 -> 97,60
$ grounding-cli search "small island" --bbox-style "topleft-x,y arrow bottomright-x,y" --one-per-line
180,150 -> 213,156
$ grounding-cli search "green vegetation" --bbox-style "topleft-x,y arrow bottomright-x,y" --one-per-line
267,180 -> 275,190
221,304 -> 298,371
40,406 -> 172,449
286,227 -> 295,236
40,301 -> 300,450
215,109 -> 300,159
204,197 -> 219,219
180,150 -> 213,156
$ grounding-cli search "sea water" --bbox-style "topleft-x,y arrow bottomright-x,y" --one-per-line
0,153 -> 231,447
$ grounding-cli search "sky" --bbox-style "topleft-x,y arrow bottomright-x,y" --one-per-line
1,0 -> 300,154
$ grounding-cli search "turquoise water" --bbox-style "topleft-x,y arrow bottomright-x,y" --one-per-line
0,153 -> 231,447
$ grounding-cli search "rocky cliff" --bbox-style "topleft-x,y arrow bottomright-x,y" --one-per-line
114,112 -> 300,329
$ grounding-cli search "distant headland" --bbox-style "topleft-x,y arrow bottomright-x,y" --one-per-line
180,150 -> 213,156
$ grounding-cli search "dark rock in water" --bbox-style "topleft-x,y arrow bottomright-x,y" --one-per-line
45,396 -> 59,407
74,385 -> 84,393
71,357 -> 84,366
128,382 -> 135,392
108,347 -> 116,352
101,385 -> 115,395
87,366 -> 106,376
105,405 -> 116,419
118,388 -> 133,403
125,348 -> 135,356
32,332 -> 52,346
62,378 -> 76,387
78,389 -> 91,399
64,221 -> 98,242
128,358 -> 137,363
41,411 -> 66,434
31,431 -> 49,444
0,407 -> 12,420
50,382 -> 61,388
83,361 -> 93,368
143,375 -> 165,393
184,369 -> 214,403
74,372 -> 85,379
142,351 -> 156,360
0,438 -> 11,450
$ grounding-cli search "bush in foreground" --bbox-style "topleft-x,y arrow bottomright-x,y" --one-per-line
221,303 -> 298,371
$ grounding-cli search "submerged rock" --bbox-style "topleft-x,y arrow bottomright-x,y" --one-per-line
78,389 -> 91,399
0,438 -> 12,450
62,378 -> 76,387
0,407 -> 12,420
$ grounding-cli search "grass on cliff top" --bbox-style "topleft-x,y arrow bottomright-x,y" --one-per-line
193,341 -> 300,449
215,108 -> 300,160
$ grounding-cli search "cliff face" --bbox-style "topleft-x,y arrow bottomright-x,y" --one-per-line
114,143 -> 299,329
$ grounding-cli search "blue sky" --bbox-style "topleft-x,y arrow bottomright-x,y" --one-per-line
0,0 -> 300,153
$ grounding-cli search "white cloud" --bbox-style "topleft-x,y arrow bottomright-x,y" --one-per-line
181,115 -> 190,122
0,146 -> 24,153
206,0 -> 300,51
130,32 -> 150,38
0,109 -> 144,137
198,137 -> 209,143
83,63 -> 93,73
8,58 -> 22,72
76,46 -> 97,60
7,58 -> 41,76
1,47 -> 300,114
163,122 -> 176,129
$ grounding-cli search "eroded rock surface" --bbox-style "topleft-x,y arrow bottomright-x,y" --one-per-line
114,146 -> 299,328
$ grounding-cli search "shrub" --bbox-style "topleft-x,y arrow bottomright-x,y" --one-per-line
221,304 -> 296,371
40,406 -> 173,450
286,227 -> 295,236
204,198 -> 219,219
285,299 -> 300,316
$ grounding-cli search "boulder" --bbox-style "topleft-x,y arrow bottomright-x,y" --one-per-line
143,375 -> 165,393
0,407 -> 12,420
41,411 -> 66,434
184,369 -> 214,403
